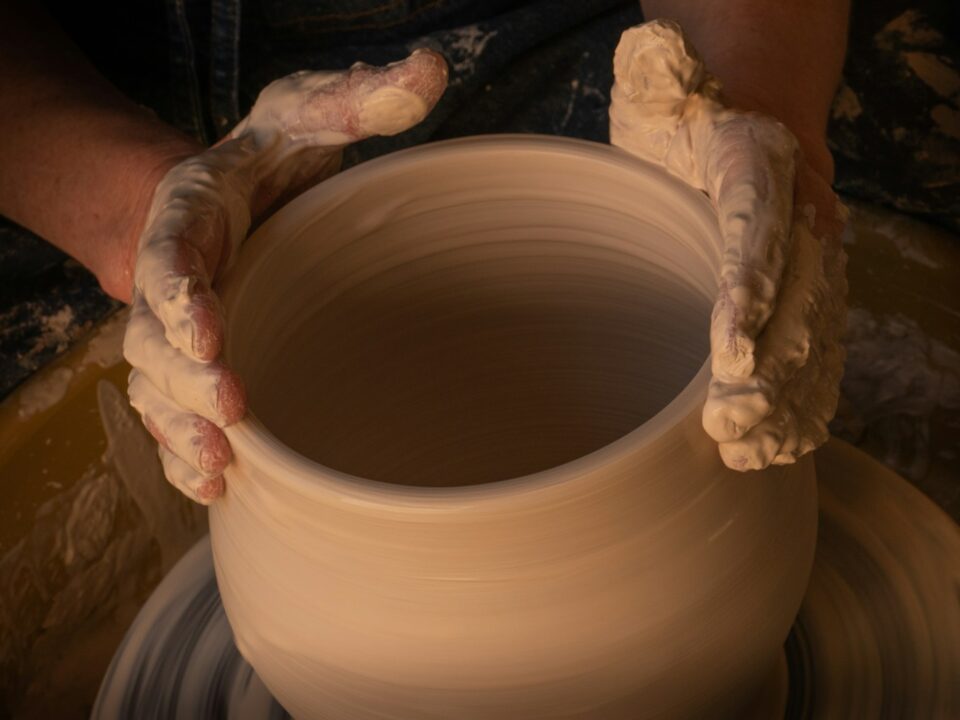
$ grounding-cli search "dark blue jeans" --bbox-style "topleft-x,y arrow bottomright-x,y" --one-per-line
164,0 -> 959,226
165,0 -> 642,162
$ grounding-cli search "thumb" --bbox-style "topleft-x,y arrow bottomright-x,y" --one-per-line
234,49 -> 449,148
227,49 -> 448,218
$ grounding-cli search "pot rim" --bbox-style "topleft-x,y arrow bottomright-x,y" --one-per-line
221,134 -> 720,508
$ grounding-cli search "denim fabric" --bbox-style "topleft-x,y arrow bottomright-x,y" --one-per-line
255,0 -> 469,40
44,0 -> 960,232
164,0 -> 641,146
334,0 -> 641,164
165,0 -> 211,142
244,0 -> 642,165
210,0 -> 243,134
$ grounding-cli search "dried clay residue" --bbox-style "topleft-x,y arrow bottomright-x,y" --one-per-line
417,24 -> 498,87
832,84 -> 863,122
832,306 -> 960,480
875,10 -> 960,141
7,305 -> 77,368
15,310 -> 127,420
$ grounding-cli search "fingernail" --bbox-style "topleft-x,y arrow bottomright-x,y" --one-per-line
357,86 -> 429,137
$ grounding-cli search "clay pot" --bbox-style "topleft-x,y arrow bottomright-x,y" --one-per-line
214,135 -> 817,718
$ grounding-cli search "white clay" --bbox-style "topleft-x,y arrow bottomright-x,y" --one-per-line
211,135 -> 818,719
609,20 -> 847,469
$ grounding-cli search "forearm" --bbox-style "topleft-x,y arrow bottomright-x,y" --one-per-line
640,0 -> 849,180
0,2 -> 201,302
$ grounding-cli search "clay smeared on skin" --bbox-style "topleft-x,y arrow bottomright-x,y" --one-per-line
609,20 -> 847,470
124,50 -> 448,500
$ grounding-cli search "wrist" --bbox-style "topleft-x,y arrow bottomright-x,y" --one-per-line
95,134 -> 200,303
715,83 -> 835,184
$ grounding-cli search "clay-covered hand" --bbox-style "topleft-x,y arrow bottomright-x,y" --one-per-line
609,20 -> 847,470
123,50 -> 448,502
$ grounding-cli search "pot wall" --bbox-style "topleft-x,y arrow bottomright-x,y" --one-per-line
213,136 -> 817,718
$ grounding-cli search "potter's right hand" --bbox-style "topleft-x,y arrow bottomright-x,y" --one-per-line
609,21 -> 847,471
123,50 -> 448,503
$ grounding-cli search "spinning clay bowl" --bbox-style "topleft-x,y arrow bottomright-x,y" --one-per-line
214,135 -> 817,719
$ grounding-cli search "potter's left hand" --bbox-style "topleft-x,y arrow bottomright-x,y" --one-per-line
609,20 -> 847,470
123,50 -> 449,502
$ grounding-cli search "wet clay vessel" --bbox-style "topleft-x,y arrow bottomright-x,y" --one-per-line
213,135 -> 817,719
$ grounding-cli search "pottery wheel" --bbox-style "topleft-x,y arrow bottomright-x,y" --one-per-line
92,439 -> 960,718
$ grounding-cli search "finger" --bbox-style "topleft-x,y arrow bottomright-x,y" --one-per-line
226,49 -> 448,225
607,21 -> 797,381
159,446 -> 225,505
703,207 -> 821,442
342,48 -> 450,139
129,369 -> 232,476
717,354 -> 825,470
124,295 -> 246,426
702,377 -> 773,443
705,114 -> 798,380
608,21 -> 717,166
135,232 -> 226,361
704,171 -> 848,439
711,208 -> 847,470
718,331 -> 844,470
135,156 -> 252,360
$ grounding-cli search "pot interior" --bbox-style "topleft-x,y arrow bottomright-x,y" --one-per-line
225,139 -> 717,487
